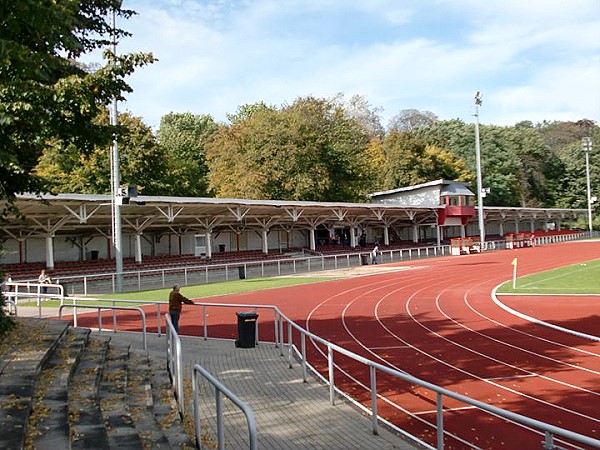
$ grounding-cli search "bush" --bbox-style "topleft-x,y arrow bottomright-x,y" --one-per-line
0,274 -> 15,336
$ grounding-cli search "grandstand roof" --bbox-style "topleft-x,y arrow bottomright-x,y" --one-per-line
0,193 -> 586,239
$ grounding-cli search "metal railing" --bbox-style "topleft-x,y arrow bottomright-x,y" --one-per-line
58,304 -> 147,351
3,281 -> 65,317
269,307 -> 600,450
7,288 -> 599,449
32,242 -> 453,295
165,313 -> 185,416
193,363 -> 258,450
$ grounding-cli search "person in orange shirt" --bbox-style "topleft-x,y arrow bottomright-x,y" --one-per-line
168,284 -> 194,333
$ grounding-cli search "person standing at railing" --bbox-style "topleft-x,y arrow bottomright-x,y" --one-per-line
38,269 -> 52,294
371,245 -> 380,264
168,284 -> 194,333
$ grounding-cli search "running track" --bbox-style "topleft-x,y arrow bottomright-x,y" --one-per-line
73,240 -> 600,449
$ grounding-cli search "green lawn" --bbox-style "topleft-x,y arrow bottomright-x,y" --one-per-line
497,258 -> 600,294
19,276 -> 336,307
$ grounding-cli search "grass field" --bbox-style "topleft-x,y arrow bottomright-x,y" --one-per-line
18,275 -> 336,307
497,258 -> 600,294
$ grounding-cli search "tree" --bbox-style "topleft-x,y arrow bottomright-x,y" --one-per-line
0,0 -> 155,211
206,97 -> 373,201
388,109 -> 438,132
381,131 -> 430,188
334,93 -> 385,140
0,0 -> 154,330
35,110 -> 167,195
157,112 -> 218,197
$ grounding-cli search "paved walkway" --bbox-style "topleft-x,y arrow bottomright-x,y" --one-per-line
100,330 -> 424,449
14,306 -> 424,448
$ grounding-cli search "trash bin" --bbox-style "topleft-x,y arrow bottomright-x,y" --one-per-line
90,250 -> 99,260
238,265 -> 246,280
361,254 -> 369,265
235,311 -> 258,348
219,244 -> 226,252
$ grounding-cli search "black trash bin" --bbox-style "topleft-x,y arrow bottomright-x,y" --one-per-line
90,250 -> 99,260
219,244 -> 226,252
235,311 -> 258,348
238,265 -> 246,280
361,254 -> 369,265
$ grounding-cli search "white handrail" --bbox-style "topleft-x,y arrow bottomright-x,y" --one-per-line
193,363 -> 258,450
165,313 -> 184,416
57,304 -> 147,351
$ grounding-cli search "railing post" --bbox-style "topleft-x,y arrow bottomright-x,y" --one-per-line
436,391 -> 444,449
274,310 -> 280,348
370,365 -> 379,435
301,332 -> 307,382
192,367 -> 201,450
544,430 -> 554,449
203,305 -> 208,340
279,316 -> 284,356
328,345 -> 335,405
216,390 -> 225,449
287,321 -> 293,368
156,303 -> 162,337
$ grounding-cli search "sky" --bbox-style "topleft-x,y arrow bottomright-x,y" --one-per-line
95,0 -> 600,130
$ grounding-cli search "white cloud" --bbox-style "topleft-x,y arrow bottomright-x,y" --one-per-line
108,0 -> 600,129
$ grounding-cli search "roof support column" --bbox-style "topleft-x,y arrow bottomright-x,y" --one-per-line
45,235 -> 55,270
383,226 -> 389,246
436,225 -> 441,246
499,221 -> 504,237
206,231 -> 213,259
530,219 -> 535,233
262,229 -> 269,254
309,227 -> 316,251
412,225 -> 419,243
460,224 -> 466,238
350,227 -> 357,248
514,219 -> 520,234
135,233 -> 142,264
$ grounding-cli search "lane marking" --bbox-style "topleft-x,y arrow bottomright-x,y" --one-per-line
484,374 -> 538,382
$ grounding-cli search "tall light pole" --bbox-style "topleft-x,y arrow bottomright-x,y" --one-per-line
474,91 -> 485,248
110,8 -> 124,292
582,137 -> 593,235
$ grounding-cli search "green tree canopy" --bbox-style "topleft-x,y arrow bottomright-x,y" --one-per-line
157,112 -> 218,197
35,110 -> 167,195
206,97 -> 373,202
0,0 -> 155,213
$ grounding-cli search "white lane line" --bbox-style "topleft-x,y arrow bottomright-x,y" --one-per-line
485,374 -> 538,382
415,405 -> 478,416
492,285 -> 600,342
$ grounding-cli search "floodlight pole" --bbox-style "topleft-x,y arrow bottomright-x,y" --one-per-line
110,8 -> 124,292
582,137 -> 593,235
474,92 -> 485,248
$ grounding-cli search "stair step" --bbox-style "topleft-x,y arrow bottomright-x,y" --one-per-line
0,318 -> 70,450
28,327 -> 90,449
99,345 -> 144,449
148,354 -> 196,448
69,335 -> 111,450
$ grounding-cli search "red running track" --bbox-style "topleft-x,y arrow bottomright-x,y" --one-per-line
72,240 -> 600,449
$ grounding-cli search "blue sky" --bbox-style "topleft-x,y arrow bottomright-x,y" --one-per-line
101,0 -> 600,130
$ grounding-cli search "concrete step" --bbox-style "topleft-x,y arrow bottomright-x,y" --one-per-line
28,327 -> 90,449
147,353 -> 196,448
0,319 -> 195,449
0,318 -> 70,450
69,335 -> 111,449
99,345 -> 145,449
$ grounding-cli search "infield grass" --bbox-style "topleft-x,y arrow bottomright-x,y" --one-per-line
20,276 -> 335,307
498,258 -> 600,294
